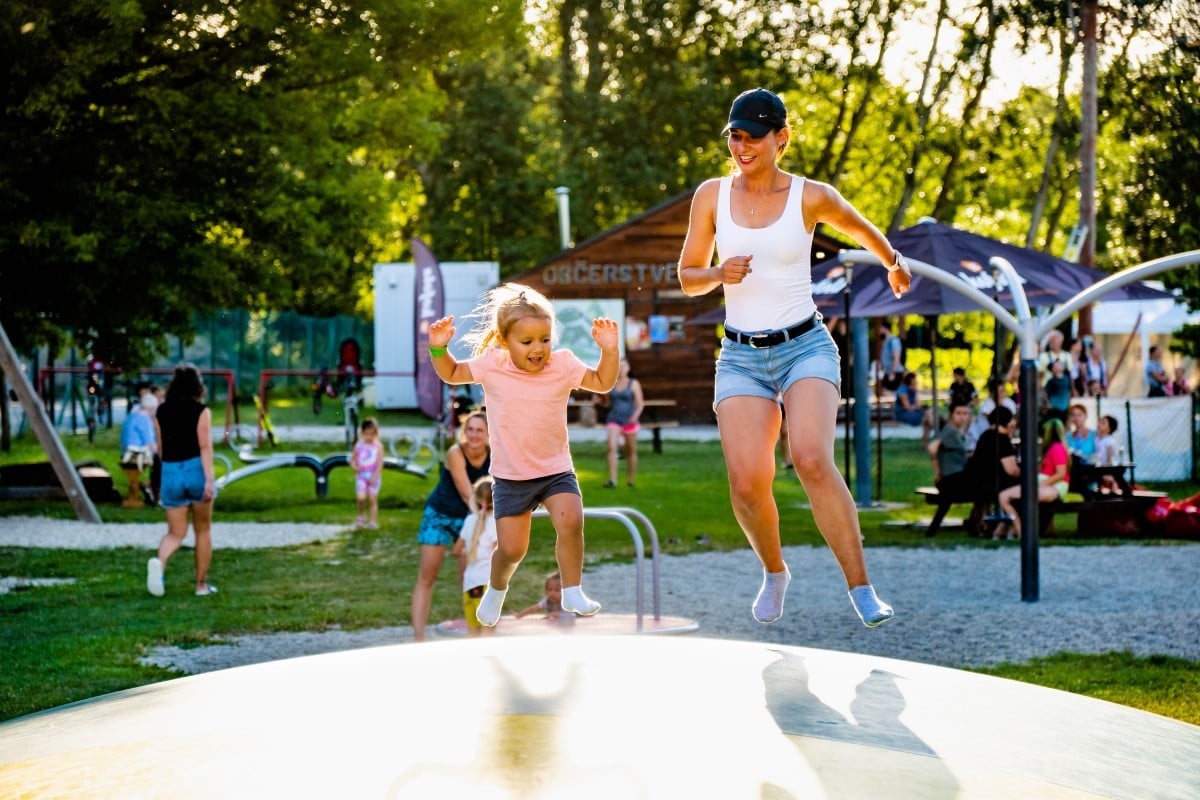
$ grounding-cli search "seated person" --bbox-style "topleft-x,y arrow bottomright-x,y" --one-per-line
928,402 -> 972,497
894,371 -> 934,444
1065,403 -> 1097,464
515,571 -> 565,620
963,405 -> 1021,529
1093,414 -> 1122,493
995,418 -> 1070,541
966,376 -> 1016,453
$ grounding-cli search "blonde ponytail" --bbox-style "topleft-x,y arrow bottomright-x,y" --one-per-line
465,476 -> 494,565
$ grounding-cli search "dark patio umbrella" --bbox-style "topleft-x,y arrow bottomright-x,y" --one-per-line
684,221 -> 1172,325
811,220 -> 1173,316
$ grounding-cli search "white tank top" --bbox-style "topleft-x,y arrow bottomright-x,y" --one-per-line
715,174 -> 817,332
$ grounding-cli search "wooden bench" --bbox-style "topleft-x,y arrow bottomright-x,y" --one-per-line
915,486 -> 990,537
915,485 -> 1169,537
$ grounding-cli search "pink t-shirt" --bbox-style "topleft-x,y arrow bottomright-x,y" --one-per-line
465,348 -> 589,480
1040,441 -> 1069,479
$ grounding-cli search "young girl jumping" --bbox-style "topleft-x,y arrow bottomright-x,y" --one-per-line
452,476 -> 498,637
428,283 -> 619,626
351,417 -> 384,529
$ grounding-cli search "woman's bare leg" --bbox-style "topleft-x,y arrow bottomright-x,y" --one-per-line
782,379 -> 869,588
716,396 -> 785,572
191,500 -> 214,590
605,427 -> 620,485
157,506 -> 191,567
784,379 -> 894,626
411,544 -> 446,642
624,432 -> 638,485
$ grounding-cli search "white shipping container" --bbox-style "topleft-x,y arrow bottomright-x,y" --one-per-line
373,261 -> 499,409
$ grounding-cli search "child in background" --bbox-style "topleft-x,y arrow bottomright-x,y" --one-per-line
453,477 -> 497,637
515,571 -> 564,620
1094,415 -> 1122,493
428,283 -> 620,627
351,417 -> 384,529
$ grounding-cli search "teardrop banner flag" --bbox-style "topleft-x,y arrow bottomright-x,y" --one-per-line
412,237 -> 445,420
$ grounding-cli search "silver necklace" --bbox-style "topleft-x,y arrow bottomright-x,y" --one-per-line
746,171 -> 777,215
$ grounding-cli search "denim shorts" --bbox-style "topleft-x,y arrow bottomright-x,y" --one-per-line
160,457 -> 215,509
417,506 -> 465,547
714,321 -> 841,411
492,471 -> 580,519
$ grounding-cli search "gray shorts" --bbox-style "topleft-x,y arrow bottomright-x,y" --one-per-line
492,471 -> 581,519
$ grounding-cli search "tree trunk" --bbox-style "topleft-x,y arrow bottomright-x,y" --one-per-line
1,370 -> 9,451
812,0 -> 875,181
829,0 -> 900,187
1077,0 -> 1098,335
932,0 -> 998,221
888,0 -> 952,231
1026,25 -> 1076,248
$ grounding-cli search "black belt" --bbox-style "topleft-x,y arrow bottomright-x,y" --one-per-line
725,314 -> 820,349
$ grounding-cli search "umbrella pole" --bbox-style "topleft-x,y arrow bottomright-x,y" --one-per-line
875,366 -> 883,503
929,318 -> 939,438
843,268 -> 853,486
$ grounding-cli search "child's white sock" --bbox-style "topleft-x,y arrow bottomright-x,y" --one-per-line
753,566 -> 791,623
561,585 -> 601,616
476,584 -> 507,627
848,584 -> 894,627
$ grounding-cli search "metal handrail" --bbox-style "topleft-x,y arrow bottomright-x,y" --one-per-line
531,506 -> 660,632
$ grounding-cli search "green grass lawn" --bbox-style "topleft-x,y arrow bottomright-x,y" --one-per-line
2,426 -> 1198,724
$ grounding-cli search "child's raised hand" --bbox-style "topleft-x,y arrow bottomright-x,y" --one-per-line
428,316 -> 455,348
591,317 -> 620,352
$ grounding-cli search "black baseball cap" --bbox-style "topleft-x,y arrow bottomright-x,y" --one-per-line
721,88 -> 787,138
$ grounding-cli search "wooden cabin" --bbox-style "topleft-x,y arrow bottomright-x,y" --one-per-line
506,190 -> 846,423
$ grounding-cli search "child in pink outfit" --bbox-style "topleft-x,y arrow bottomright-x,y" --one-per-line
351,418 -> 384,529
428,283 -> 620,626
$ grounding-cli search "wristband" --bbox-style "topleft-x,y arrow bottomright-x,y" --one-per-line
429,346 -> 448,358
886,251 -> 903,273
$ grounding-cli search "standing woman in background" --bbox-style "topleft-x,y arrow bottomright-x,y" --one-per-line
411,410 -> 491,641
677,87 -> 910,627
603,358 -> 645,488
146,364 -> 217,597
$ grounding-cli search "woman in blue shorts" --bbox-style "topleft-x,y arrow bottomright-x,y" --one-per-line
411,410 -> 491,641
146,364 -> 218,597
678,87 -> 911,628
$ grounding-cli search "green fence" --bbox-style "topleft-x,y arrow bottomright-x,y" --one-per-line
162,310 -> 374,398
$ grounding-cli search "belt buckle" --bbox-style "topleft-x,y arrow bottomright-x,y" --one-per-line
747,334 -> 770,349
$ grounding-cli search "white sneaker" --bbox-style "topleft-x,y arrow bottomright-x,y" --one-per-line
146,558 -> 164,597
195,584 -> 218,596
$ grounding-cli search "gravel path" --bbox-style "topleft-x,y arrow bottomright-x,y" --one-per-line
3,517 -> 1197,676
0,515 -> 345,549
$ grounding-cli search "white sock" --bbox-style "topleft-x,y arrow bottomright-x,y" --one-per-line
848,584 -> 894,628
476,584 -> 507,627
753,566 -> 791,623
561,585 -> 601,616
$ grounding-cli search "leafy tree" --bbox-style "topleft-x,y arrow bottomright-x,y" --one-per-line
0,0 -> 515,365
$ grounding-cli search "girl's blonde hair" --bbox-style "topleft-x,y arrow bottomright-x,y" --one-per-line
461,283 -> 557,357
465,476 -> 494,565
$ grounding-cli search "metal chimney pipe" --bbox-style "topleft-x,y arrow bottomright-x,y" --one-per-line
555,186 -> 572,250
